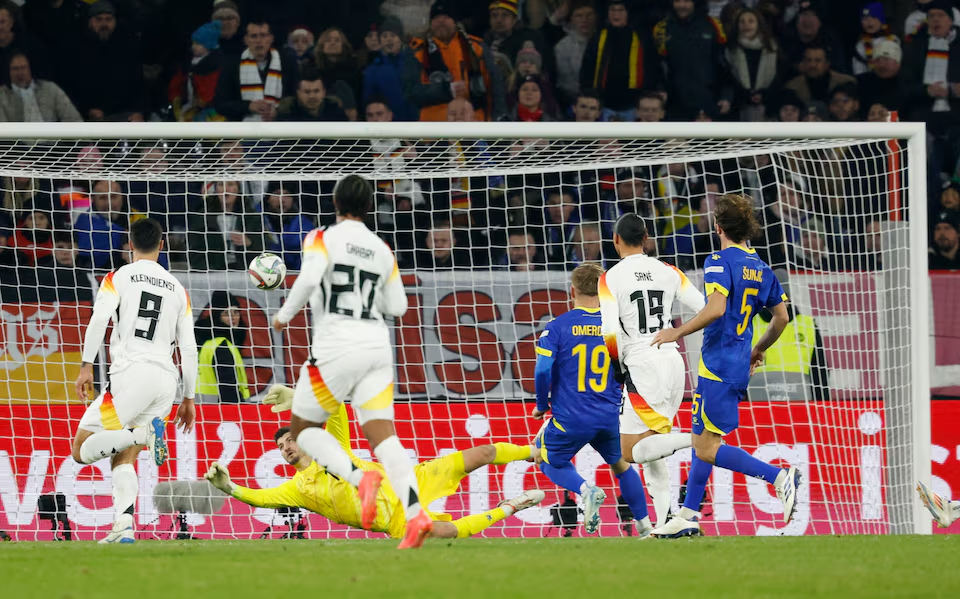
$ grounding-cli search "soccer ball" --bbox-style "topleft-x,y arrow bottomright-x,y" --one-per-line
248,253 -> 287,290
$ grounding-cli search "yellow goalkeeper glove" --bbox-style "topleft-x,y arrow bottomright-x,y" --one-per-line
263,384 -> 295,413
205,462 -> 236,494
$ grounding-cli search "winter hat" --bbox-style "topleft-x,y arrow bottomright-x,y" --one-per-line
380,17 -> 404,39
805,101 -> 829,120
515,42 -> 542,69
518,74 -> 543,91
861,2 -> 885,23
430,1 -> 453,20
872,38 -> 902,63
88,1 -> 115,18
212,0 -> 240,21
489,0 -> 519,16
192,21 -> 222,50
926,0 -> 955,20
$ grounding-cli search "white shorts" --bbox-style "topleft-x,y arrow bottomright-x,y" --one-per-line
619,349 -> 686,435
291,343 -> 394,426
78,363 -> 178,433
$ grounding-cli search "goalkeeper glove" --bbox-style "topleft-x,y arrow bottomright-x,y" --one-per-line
205,462 -> 236,494
263,384 -> 295,413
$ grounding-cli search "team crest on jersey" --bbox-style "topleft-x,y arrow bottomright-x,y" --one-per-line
539,329 -> 549,339
711,254 -> 721,260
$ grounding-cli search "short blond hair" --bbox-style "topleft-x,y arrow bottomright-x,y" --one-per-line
571,263 -> 603,296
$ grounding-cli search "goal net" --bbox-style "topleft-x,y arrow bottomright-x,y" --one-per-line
0,122 -> 930,540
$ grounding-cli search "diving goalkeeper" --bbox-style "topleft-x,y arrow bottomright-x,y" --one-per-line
205,385 -> 544,539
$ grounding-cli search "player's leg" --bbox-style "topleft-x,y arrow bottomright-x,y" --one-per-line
71,388 -> 166,467
917,481 -> 959,528
97,447 -> 140,544
458,442 -> 532,473
537,420 -> 608,533
593,427 -> 653,536
431,490 -> 547,539
621,353 -> 692,466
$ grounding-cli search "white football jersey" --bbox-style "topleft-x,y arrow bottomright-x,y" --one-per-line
81,259 -> 198,398
599,253 -> 705,364
275,219 -> 407,356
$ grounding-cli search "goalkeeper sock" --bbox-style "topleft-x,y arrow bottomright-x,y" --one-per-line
642,459 -> 670,527
682,455 -> 712,515
491,442 -> 531,465
112,463 -> 138,521
79,428 -> 146,464
374,435 -> 423,520
296,427 -> 364,486
539,461 -> 587,495
453,507 -> 508,538
631,433 -> 691,464
714,445 -> 781,484
615,466 -> 649,521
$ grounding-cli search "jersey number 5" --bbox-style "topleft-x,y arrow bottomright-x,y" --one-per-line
736,288 -> 760,336
573,344 -> 609,393
630,289 -> 665,334
134,292 -> 163,342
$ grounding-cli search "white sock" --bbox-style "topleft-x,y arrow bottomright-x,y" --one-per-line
643,458 -> 670,528
678,506 -> 698,520
631,433 -> 692,464
296,427 -> 364,486
578,481 -> 590,495
374,435 -> 422,520
79,429 -> 146,465
112,463 -> 138,521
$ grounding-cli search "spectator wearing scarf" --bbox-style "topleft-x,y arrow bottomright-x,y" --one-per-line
853,3 -> 900,76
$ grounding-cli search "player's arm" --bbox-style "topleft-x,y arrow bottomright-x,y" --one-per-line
77,272 -> 121,400
533,320 -> 559,419
206,462 -> 304,510
274,229 -> 328,329
175,288 -> 198,432
750,278 -> 790,373
376,257 -> 408,318
673,266 -> 707,313
597,272 -> 625,383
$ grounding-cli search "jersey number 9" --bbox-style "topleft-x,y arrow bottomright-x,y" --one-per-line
573,344 -> 610,393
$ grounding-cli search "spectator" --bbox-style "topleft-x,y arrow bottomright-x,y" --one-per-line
510,74 -> 557,121
572,88 -> 602,122
785,45 -> 857,105
554,0 -> 597,107
634,91 -> 666,122
262,182 -> 313,271
773,89 -> 804,121
866,102 -> 890,121
938,180 -> 960,214
412,219 -> 472,269
543,186 -> 582,265
287,27 -> 315,69
74,180 -> 127,268
829,83 -> 861,121
214,20 -> 299,122
12,209 -> 53,267
187,181 -> 265,271
0,51 -> 80,122
496,228 -> 545,271
484,0 -> 554,78
276,69 -> 349,121
362,17 -> 419,122
507,43 -> 560,113
803,100 -> 829,121
168,22 -> 225,122
409,2 -> 506,122
905,0 -> 960,41
194,291 -> 250,404
929,211 -> 960,269
781,0 -> 847,77
309,27 -> 362,116
853,3 -> 900,76
36,234 -> 93,303
726,7 -> 781,122
857,38 -> 902,117
794,220 -> 840,271
655,0 -> 732,121
567,222 -> 610,268
70,1 -> 144,121
581,0 -> 657,122
0,1 -> 50,87
212,0 -> 245,57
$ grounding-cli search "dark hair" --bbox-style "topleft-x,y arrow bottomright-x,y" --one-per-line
830,82 -> 859,102
571,263 -> 603,296
274,426 -> 291,443
637,90 -> 665,108
246,19 -> 271,34
129,218 -> 163,252
299,68 -> 325,85
729,8 -> 776,51
507,227 -> 533,241
613,213 -> 648,247
577,88 -> 601,103
7,50 -> 29,68
365,93 -> 392,112
334,174 -> 373,218
714,194 -> 761,243
804,44 -> 828,59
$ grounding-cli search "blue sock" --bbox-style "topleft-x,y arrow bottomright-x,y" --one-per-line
539,461 -> 587,495
715,445 -> 782,484
615,467 -> 649,521
682,455 -> 712,514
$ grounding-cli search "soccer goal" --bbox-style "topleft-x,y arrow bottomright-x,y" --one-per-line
0,121 -> 930,539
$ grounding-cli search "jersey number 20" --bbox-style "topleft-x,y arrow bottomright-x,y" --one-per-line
572,344 -> 609,393
329,264 -> 381,319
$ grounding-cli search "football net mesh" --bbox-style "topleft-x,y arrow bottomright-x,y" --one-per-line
0,131 -> 920,539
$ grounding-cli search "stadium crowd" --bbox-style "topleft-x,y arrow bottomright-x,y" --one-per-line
0,0 -> 959,307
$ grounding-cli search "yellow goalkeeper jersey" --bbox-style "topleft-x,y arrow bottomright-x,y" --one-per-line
231,406 -> 407,539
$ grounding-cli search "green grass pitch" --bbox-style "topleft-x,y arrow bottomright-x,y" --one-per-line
1,536 -> 956,598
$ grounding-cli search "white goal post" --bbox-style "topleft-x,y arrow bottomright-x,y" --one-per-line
0,121 -> 930,538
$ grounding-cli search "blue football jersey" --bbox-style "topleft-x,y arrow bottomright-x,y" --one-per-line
536,308 -> 622,427
700,245 -> 787,387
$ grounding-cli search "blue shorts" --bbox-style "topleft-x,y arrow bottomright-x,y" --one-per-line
538,417 -> 622,465
691,379 -> 746,436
